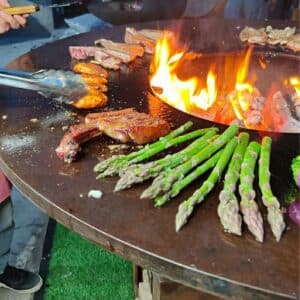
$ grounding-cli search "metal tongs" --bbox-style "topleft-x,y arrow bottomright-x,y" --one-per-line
0,68 -> 87,104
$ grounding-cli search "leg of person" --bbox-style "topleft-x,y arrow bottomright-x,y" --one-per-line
224,0 -> 243,18
8,187 -> 49,274
3,187 -> 49,293
0,199 -> 13,275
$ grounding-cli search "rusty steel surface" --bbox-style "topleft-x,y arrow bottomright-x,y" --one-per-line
0,19 -> 299,299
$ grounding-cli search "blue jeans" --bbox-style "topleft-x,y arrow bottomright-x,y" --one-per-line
0,187 -> 48,274
224,0 -> 268,19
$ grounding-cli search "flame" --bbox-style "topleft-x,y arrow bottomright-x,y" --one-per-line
288,76 -> 300,95
150,35 -> 289,132
150,35 -> 217,112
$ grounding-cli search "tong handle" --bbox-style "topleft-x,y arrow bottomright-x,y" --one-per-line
2,5 -> 39,15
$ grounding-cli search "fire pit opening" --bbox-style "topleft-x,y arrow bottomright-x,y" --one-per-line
149,34 -> 300,133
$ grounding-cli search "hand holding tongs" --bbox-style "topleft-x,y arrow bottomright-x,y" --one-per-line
0,68 -> 87,104
1,1 -> 82,15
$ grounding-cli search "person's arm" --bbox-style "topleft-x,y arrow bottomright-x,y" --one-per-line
0,0 -> 28,34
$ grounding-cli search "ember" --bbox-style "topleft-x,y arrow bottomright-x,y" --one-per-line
150,34 -> 300,133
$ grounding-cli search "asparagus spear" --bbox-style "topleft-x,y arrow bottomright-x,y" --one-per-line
141,124 -> 239,199
217,132 -> 249,236
176,137 -> 238,232
94,121 -> 193,173
154,150 -> 223,207
98,127 -> 216,178
239,141 -> 264,243
259,136 -> 285,242
114,130 -> 218,191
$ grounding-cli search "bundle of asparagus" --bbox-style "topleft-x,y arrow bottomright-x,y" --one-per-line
93,121 -> 285,241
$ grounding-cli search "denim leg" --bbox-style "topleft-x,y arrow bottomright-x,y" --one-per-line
0,199 -> 13,274
243,0 -> 268,19
8,187 -> 49,273
224,0 -> 243,19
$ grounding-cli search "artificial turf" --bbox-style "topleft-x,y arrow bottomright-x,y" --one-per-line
44,223 -> 134,300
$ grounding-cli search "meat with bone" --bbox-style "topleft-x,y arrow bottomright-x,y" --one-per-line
95,38 -> 144,57
95,109 -> 171,144
56,123 -> 102,163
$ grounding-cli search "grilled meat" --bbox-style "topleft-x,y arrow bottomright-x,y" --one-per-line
85,108 -> 135,124
93,49 -> 122,70
266,26 -> 296,45
125,27 -> 156,54
239,26 -> 267,45
56,123 -> 102,163
286,34 -> 300,52
95,38 -> 144,58
69,46 -> 98,60
73,62 -> 108,77
72,90 -> 108,109
95,109 -> 171,144
80,74 -> 107,86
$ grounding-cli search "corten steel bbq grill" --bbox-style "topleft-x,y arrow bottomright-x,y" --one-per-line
0,19 -> 299,300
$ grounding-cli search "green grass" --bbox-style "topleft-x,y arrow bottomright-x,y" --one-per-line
45,224 -> 134,300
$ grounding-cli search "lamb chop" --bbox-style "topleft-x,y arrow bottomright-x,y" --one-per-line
56,123 -> 102,163
56,108 -> 170,163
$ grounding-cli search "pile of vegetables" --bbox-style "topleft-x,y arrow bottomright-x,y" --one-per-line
94,122 -> 287,242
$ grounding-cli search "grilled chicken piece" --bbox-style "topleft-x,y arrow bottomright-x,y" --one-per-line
93,49 -> 121,70
266,26 -> 296,45
239,26 -> 267,45
72,90 -> 108,109
286,33 -> 300,52
95,38 -> 144,57
85,108 -> 135,124
69,46 -> 98,60
80,74 -> 107,86
73,62 -> 108,77
125,27 -> 156,54
96,110 -> 171,144
56,123 -> 102,163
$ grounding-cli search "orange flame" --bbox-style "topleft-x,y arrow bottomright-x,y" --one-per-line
150,36 -> 217,112
150,36 -> 277,130
288,76 -> 300,95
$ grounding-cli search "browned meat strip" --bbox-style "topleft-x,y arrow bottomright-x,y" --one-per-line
69,46 -> 98,60
56,123 -> 102,163
125,27 -> 156,54
93,49 -> 122,70
95,38 -> 144,57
